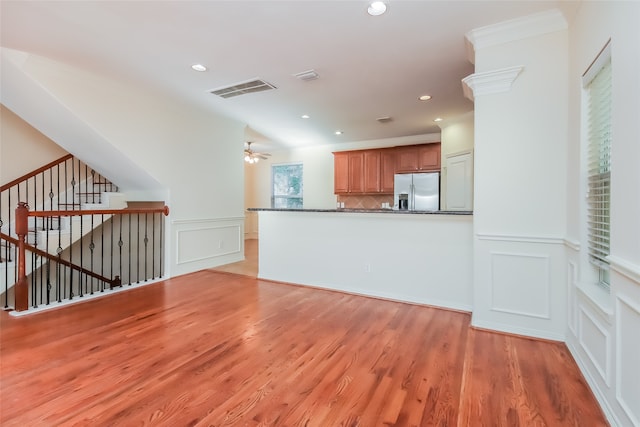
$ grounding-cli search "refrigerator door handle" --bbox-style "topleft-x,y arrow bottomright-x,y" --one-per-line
410,183 -> 415,211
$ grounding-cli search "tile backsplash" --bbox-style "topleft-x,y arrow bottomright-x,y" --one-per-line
337,194 -> 394,209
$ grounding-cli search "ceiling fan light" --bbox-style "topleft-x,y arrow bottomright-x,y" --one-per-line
244,155 -> 251,162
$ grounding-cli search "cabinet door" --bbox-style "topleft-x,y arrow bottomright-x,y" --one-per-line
364,150 -> 381,193
396,147 -> 418,172
348,152 -> 365,193
333,152 -> 349,194
417,143 -> 441,171
380,149 -> 396,193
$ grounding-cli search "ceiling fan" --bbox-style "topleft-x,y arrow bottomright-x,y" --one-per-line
244,141 -> 271,164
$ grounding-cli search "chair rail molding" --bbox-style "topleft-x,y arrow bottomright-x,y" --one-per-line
476,232 -> 565,245
608,255 -> 640,284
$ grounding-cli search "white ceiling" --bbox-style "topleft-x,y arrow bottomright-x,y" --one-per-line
0,1 -> 577,153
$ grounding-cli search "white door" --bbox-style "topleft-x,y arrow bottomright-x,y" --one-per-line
444,151 -> 473,211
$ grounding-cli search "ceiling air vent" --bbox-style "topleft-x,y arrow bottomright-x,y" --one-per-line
293,69 -> 319,81
210,79 -> 276,99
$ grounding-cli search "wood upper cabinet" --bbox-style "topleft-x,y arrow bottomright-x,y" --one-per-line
334,152 -> 349,194
380,149 -> 396,193
348,152 -> 364,193
334,143 -> 439,194
364,150 -> 381,193
396,143 -> 441,172
334,151 -> 364,194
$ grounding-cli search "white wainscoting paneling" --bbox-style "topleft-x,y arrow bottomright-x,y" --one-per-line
616,294 -> 640,426
490,251 -> 550,319
568,261 -> 578,334
579,305 -> 611,386
172,217 -> 244,276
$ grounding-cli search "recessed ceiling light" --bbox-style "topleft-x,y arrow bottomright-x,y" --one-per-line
434,117 -> 443,122
301,114 -> 310,119
335,130 -> 343,135
191,64 -> 207,72
368,1 -> 387,16
419,95 -> 432,101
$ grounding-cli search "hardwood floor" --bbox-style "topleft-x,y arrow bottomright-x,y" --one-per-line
211,238 -> 258,277
0,270 -> 608,426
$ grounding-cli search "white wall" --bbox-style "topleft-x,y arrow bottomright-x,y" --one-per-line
259,211 -> 473,311
440,112 -> 474,159
469,14 -> 569,340
565,3 -> 640,426
440,112 -> 474,210
1,49 -> 247,277
0,104 -> 68,183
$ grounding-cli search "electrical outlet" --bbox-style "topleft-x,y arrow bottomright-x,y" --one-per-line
364,263 -> 371,273
218,240 -> 223,249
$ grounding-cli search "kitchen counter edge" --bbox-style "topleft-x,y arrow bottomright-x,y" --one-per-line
247,208 -> 472,215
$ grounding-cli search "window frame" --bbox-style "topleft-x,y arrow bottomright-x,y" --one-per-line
582,40 -> 612,290
271,162 -> 303,209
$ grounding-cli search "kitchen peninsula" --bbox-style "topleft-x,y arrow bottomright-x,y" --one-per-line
248,208 -> 473,312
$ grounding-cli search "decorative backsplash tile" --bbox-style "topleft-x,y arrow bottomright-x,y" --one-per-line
337,194 -> 394,209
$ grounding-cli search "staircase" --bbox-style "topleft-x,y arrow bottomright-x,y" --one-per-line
1,155 -> 169,313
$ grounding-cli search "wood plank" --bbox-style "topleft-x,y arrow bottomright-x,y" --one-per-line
0,271 -> 609,426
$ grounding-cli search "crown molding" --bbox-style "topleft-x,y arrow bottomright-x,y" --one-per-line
461,66 -> 524,101
465,9 -> 567,63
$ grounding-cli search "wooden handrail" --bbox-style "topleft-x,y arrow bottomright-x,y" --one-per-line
0,154 -> 73,192
13,204 -> 169,311
26,205 -> 170,218
0,231 -> 118,288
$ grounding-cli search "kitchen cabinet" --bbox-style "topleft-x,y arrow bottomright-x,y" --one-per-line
334,151 -> 364,194
396,143 -> 441,172
348,152 -> 364,193
334,143 -> 439,194
363,150 -> 381,193
334,152 -> 349,193
380,149 -> 396,193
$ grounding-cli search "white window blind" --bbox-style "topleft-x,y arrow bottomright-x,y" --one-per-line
585,54 -> 612,284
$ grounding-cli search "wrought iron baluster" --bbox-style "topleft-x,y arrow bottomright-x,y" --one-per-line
89,215 -> 95,295
128,213 -> 132,285
143,213 -> 148,281
45,218 -> 51,305
159,210 -> 164,278
110,216 -> 114,289
136,213 -> 140,283
152,212 -> 156,279
119,215 -> 124,286
79,213 -> 84,297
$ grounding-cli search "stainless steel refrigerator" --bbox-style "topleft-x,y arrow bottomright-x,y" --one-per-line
393,172 -> 440,211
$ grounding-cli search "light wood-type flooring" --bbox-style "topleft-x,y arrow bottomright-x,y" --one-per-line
1,264 -> 608,425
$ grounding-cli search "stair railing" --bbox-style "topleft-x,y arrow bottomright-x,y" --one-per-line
1,154 -> 118,301
12,202 -> 169,312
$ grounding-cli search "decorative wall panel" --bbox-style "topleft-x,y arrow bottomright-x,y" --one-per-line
490,251 -> 550,318
177,224 -> 241,265
616,295 -> 640,426
568,261 -> 578,334
579,305 -> 611,385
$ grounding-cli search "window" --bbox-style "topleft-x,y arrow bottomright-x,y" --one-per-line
272,163 -> 303,209
584,42 -> 612,288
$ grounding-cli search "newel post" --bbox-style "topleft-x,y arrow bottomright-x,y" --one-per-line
15,202 -> 29,312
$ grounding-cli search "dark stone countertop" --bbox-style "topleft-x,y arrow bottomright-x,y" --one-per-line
247,208 -> 472,215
